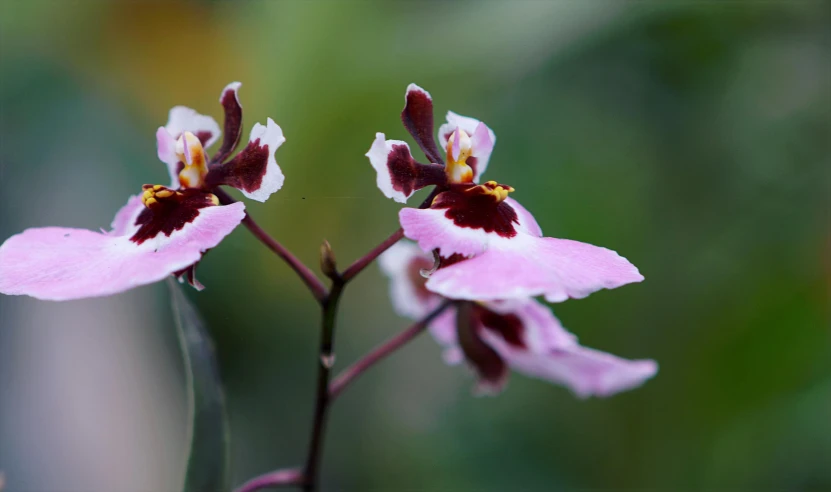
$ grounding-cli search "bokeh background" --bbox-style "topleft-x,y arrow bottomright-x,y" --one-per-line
1,1 -> 829,491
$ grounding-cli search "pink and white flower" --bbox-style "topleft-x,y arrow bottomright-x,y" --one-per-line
367,84 -> 643,302
379,242 -> 658,397
0,82 -> 285,301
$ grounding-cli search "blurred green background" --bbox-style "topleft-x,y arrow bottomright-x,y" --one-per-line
0,1 -> 829,491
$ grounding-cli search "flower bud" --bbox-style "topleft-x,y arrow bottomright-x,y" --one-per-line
319,240 -> 338,279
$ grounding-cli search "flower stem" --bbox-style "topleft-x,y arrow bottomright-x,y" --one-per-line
329,300 -> 453,401
340,228 -> 404,282
302,277 -> 344,492
214,188 -> 327,302
233,468 -> 304,492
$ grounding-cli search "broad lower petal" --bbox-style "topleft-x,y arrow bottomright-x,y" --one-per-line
212,81 -> 243,165
438,111 -> 496,182
205,118 -> 285,202
482,326 -> 657,398
401,84 -> 444,164
164,106 -> 221,149
366,134 -> 446,204
0,202 -> 244,301
425,234 -> 643,302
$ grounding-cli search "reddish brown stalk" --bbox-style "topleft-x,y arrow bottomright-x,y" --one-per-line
329,300 -> 453,401
214,188 -> 327,302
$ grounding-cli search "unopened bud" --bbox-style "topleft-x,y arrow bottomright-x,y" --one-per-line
319,240 -> 338,279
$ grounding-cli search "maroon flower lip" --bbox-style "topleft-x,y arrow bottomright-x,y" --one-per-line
130,186 -> 219,245
431,182 -> 519,238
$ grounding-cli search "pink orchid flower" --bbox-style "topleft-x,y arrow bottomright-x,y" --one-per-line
367,84 -> 643,302
0,82 -> 285,301
380,241 -> 657,396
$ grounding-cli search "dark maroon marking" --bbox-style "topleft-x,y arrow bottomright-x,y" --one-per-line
387,144 -> 446,196
195,131 -> 214,147
401,88 -> 444,164
211,87 -> 244,165
456,302 -> 507,388
204,139 -> 269,193
472,304 -> 526,349
431,184 -> 519,238
130,188 -> 217,245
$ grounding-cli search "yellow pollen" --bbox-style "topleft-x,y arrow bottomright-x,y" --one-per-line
141,185 -> 181,209
209,194 -> 220,206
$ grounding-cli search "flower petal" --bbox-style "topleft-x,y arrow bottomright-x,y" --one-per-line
504,197 -> 542,237
438,111 -> 496,182
156,127 -> 182,188
204,118 -> 285,202
401,84 -> 444,164
164,106 -> 221,149
378,241 -> 443,319
481,322 -> 658,398
109,194 -> 146,236
0,202 -> 244,301
211,81 -> 243,165
425,234 -> 644,302
366,133 -> 446,204
456,302 -> 508,395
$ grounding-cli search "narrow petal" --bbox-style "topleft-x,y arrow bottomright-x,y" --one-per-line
438,111 -> 496,182
378,241 -> 443,319
0,202 -> 244,301
156,127 -> 182,188
211,81 -> 243,165
482,325 -> 658,398
425,234 -> 644,302
165,106 -> 221,149
205,118 -> 285,202
366,133 -> 446,203
401,84 -> 444,164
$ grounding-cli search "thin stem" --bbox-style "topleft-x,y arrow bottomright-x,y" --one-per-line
233,468 -> 304,492
215,188 -> 327,302
329,300 -> 453,401
339,187 -> 440,283
340,228 -> 403,282
302,279 -> 344,492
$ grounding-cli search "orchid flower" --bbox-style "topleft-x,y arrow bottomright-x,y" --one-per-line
367,84 -> 643,302
0,82 -> 285,300
380,241 -> 657,396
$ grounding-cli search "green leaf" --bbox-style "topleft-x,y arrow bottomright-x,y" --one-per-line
169,280 -> 231,492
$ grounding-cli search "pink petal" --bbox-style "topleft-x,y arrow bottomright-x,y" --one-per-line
0,202 -> 245,301
451,127 -> 462,162
109,194 -> 145,236
482,325 -> 658,398
164,105 -> 221,149
212,81 -> 243,165
366,133 -> 446,204
378,241 -> 443,319
504,197 -> 542,237
399,201 -> 539,257
437,111 -> 496,182
401,83 -> 444,164
156,127 -> 182,188
205,118 -> 285,202
425,234 -> 644,302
